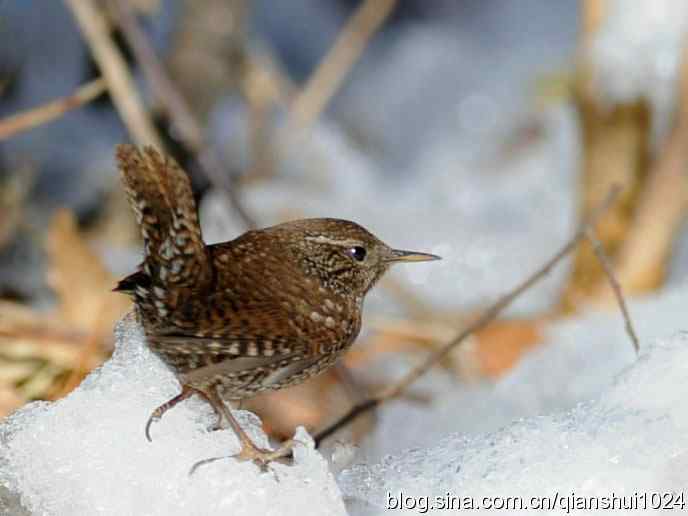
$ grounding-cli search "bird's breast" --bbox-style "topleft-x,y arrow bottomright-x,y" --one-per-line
286,290 -> 362,353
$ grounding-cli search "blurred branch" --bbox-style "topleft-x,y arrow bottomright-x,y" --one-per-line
580,0 -> 605,48
585,229 -> 639,354
64,0 -> 163,148
0,164 -> 34,249
109,0 -> 201,146
240,64 -> 278,183
0,79 -> 106,141
248,48 -> 296,104
314,185 -> 622,446
286,0 -> 397,134
569,23 -> 688,307
109,0 -> 256,229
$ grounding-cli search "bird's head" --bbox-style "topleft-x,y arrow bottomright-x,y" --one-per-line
266,218 -> 440,298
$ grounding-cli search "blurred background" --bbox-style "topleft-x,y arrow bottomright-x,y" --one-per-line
0,0 -> 687,463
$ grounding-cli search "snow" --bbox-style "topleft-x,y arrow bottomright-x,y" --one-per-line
356,281 -> 688,459
339,282 -> 688,514
340,331 -> 688,515
587,0 -> 688,138
0,313 -> 346,516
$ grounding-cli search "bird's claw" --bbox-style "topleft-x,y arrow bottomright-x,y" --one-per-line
188,439 -> 296,476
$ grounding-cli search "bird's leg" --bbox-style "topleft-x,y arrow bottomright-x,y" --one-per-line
196,388 -> 224,432
188,386 -> 296,475
145,385 -> 222,441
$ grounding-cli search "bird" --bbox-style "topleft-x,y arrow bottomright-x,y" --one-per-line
114,144 -> 440,470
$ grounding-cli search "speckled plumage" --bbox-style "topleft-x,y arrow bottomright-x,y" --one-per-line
115,145 -> 439,466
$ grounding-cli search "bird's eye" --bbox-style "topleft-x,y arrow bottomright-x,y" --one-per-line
348,246 -> 367,262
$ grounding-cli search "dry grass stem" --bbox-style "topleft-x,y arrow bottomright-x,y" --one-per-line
580,0 -> 606,48
605,44 -> 688,295
0,78 -> 106,141
0,165 -> 35,249
109,0 -> 201,147
563,0 -> 649,310
64,0 -> 163,148
286,0 -> 397,134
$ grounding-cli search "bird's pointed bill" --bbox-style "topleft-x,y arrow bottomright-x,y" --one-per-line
388,249 -> 442,263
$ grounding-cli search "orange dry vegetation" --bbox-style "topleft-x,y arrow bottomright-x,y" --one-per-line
0,210 -> 130,415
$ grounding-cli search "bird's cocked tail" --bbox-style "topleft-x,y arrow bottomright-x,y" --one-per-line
115,145 -> 211,312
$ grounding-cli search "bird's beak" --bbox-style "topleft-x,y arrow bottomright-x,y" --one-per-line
387,249 -> 442,263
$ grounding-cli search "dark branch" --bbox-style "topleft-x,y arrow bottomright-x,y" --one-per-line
585,229 -> 640,354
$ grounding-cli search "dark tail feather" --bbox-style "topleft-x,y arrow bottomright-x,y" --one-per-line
113,270 -> 151,294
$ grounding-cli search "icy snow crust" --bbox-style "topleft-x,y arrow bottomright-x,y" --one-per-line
0,314 -> 346,516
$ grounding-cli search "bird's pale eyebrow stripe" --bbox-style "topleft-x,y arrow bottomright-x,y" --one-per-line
304,235 -> 361,247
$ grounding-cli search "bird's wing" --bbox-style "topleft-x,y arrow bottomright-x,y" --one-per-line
145,292 -> 343,393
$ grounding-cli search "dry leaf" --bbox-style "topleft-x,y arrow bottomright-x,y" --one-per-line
46,209 -> 130,332
473,319 -> 544,378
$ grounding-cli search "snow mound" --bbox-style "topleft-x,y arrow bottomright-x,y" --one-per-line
0,313 -> 346,516
359,281 -> 688,460
340,334 -> 688,514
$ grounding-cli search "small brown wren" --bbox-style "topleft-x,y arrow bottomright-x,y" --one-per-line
115,145 -> 440,469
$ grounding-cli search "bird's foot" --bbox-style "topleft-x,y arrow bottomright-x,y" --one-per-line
144,389 -> 194,441
145,386 -> 222,441
236,439 -> 296,468
188,439 -> 296,475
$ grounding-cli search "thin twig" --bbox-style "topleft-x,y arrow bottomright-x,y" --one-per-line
286,0 -> 397,134
585,229 -> 640,354
0,79 -> 106,141
314,185 -> 622,446
64,0 -> 163,148
108,0 -> 256,229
